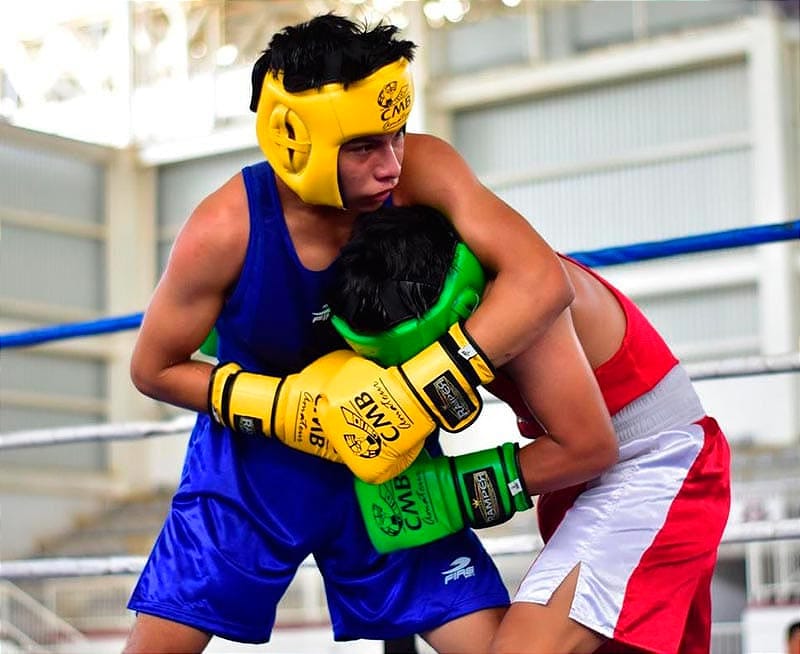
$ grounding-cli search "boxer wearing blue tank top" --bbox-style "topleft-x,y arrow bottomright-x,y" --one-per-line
127,162 -> 510,644
125,14 -> 573,653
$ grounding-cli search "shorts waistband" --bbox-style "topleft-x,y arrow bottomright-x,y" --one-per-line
612,365 -> 706,445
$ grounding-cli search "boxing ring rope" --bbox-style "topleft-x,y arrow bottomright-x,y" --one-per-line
1,351 -> 798,453
0,415 -> 197,451
4,516 -> 800,581
1,220 -> 799,582
1,220 -> 798,351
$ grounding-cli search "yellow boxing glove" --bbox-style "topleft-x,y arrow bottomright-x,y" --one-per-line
315,355 -> 434,484
316,323 -> 494,484
208,350 -> 358,463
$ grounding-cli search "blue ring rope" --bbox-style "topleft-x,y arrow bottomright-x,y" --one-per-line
569,219 -> 800,267
1,220 -> 798,350
0,313 -> 145,349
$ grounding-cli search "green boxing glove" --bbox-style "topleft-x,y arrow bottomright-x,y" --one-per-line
355,443 -> 532,554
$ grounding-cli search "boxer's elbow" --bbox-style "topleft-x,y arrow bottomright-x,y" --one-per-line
130,358 -> 160,401
584,426 -> 619,477
539,254 -> 575,317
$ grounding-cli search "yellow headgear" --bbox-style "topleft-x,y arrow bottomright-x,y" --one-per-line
255,58 -> 414,208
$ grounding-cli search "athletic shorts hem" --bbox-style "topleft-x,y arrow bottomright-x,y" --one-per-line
331,593 -> 510,642
127,600 -> 269,644
567,605 -> 613,641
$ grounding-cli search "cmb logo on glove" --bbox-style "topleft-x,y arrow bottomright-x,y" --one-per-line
371,471 -> 437,538
339,383 -> 415,459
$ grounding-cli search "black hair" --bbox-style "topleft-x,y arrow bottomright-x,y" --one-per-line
330,205 -> 459,333
790,620 -> 800,640
250,13 -> 416,110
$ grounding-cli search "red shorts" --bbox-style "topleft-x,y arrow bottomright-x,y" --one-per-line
516,368 -> 731,654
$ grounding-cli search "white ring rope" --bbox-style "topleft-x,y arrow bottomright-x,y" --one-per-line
1,351 -> 797,581
685,351 -> 800,381
1,352 -> 797,451
2,520 -> 799,580
0,415 -> 196,450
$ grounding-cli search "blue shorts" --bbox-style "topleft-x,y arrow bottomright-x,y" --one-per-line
128,417 -> 509,643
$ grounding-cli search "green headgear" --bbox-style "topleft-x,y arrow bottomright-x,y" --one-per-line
331,242 -> 485,366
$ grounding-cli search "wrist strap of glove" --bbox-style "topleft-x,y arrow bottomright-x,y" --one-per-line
451,442 -> 532,529
440,321 -> 495,387
208,362 -> 241,426
398,321 -> 495,431
208,361 -> 281,435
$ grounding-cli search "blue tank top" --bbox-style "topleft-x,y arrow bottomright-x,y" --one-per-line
172,161 -> 355,510
214,161 -> 347,374
175,162 -> 440,507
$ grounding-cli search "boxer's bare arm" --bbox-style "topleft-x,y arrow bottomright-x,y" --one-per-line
130,174 -> 249,413
396,134 -> 574,366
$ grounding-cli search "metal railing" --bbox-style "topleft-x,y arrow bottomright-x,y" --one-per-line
0,581 -> 86,652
